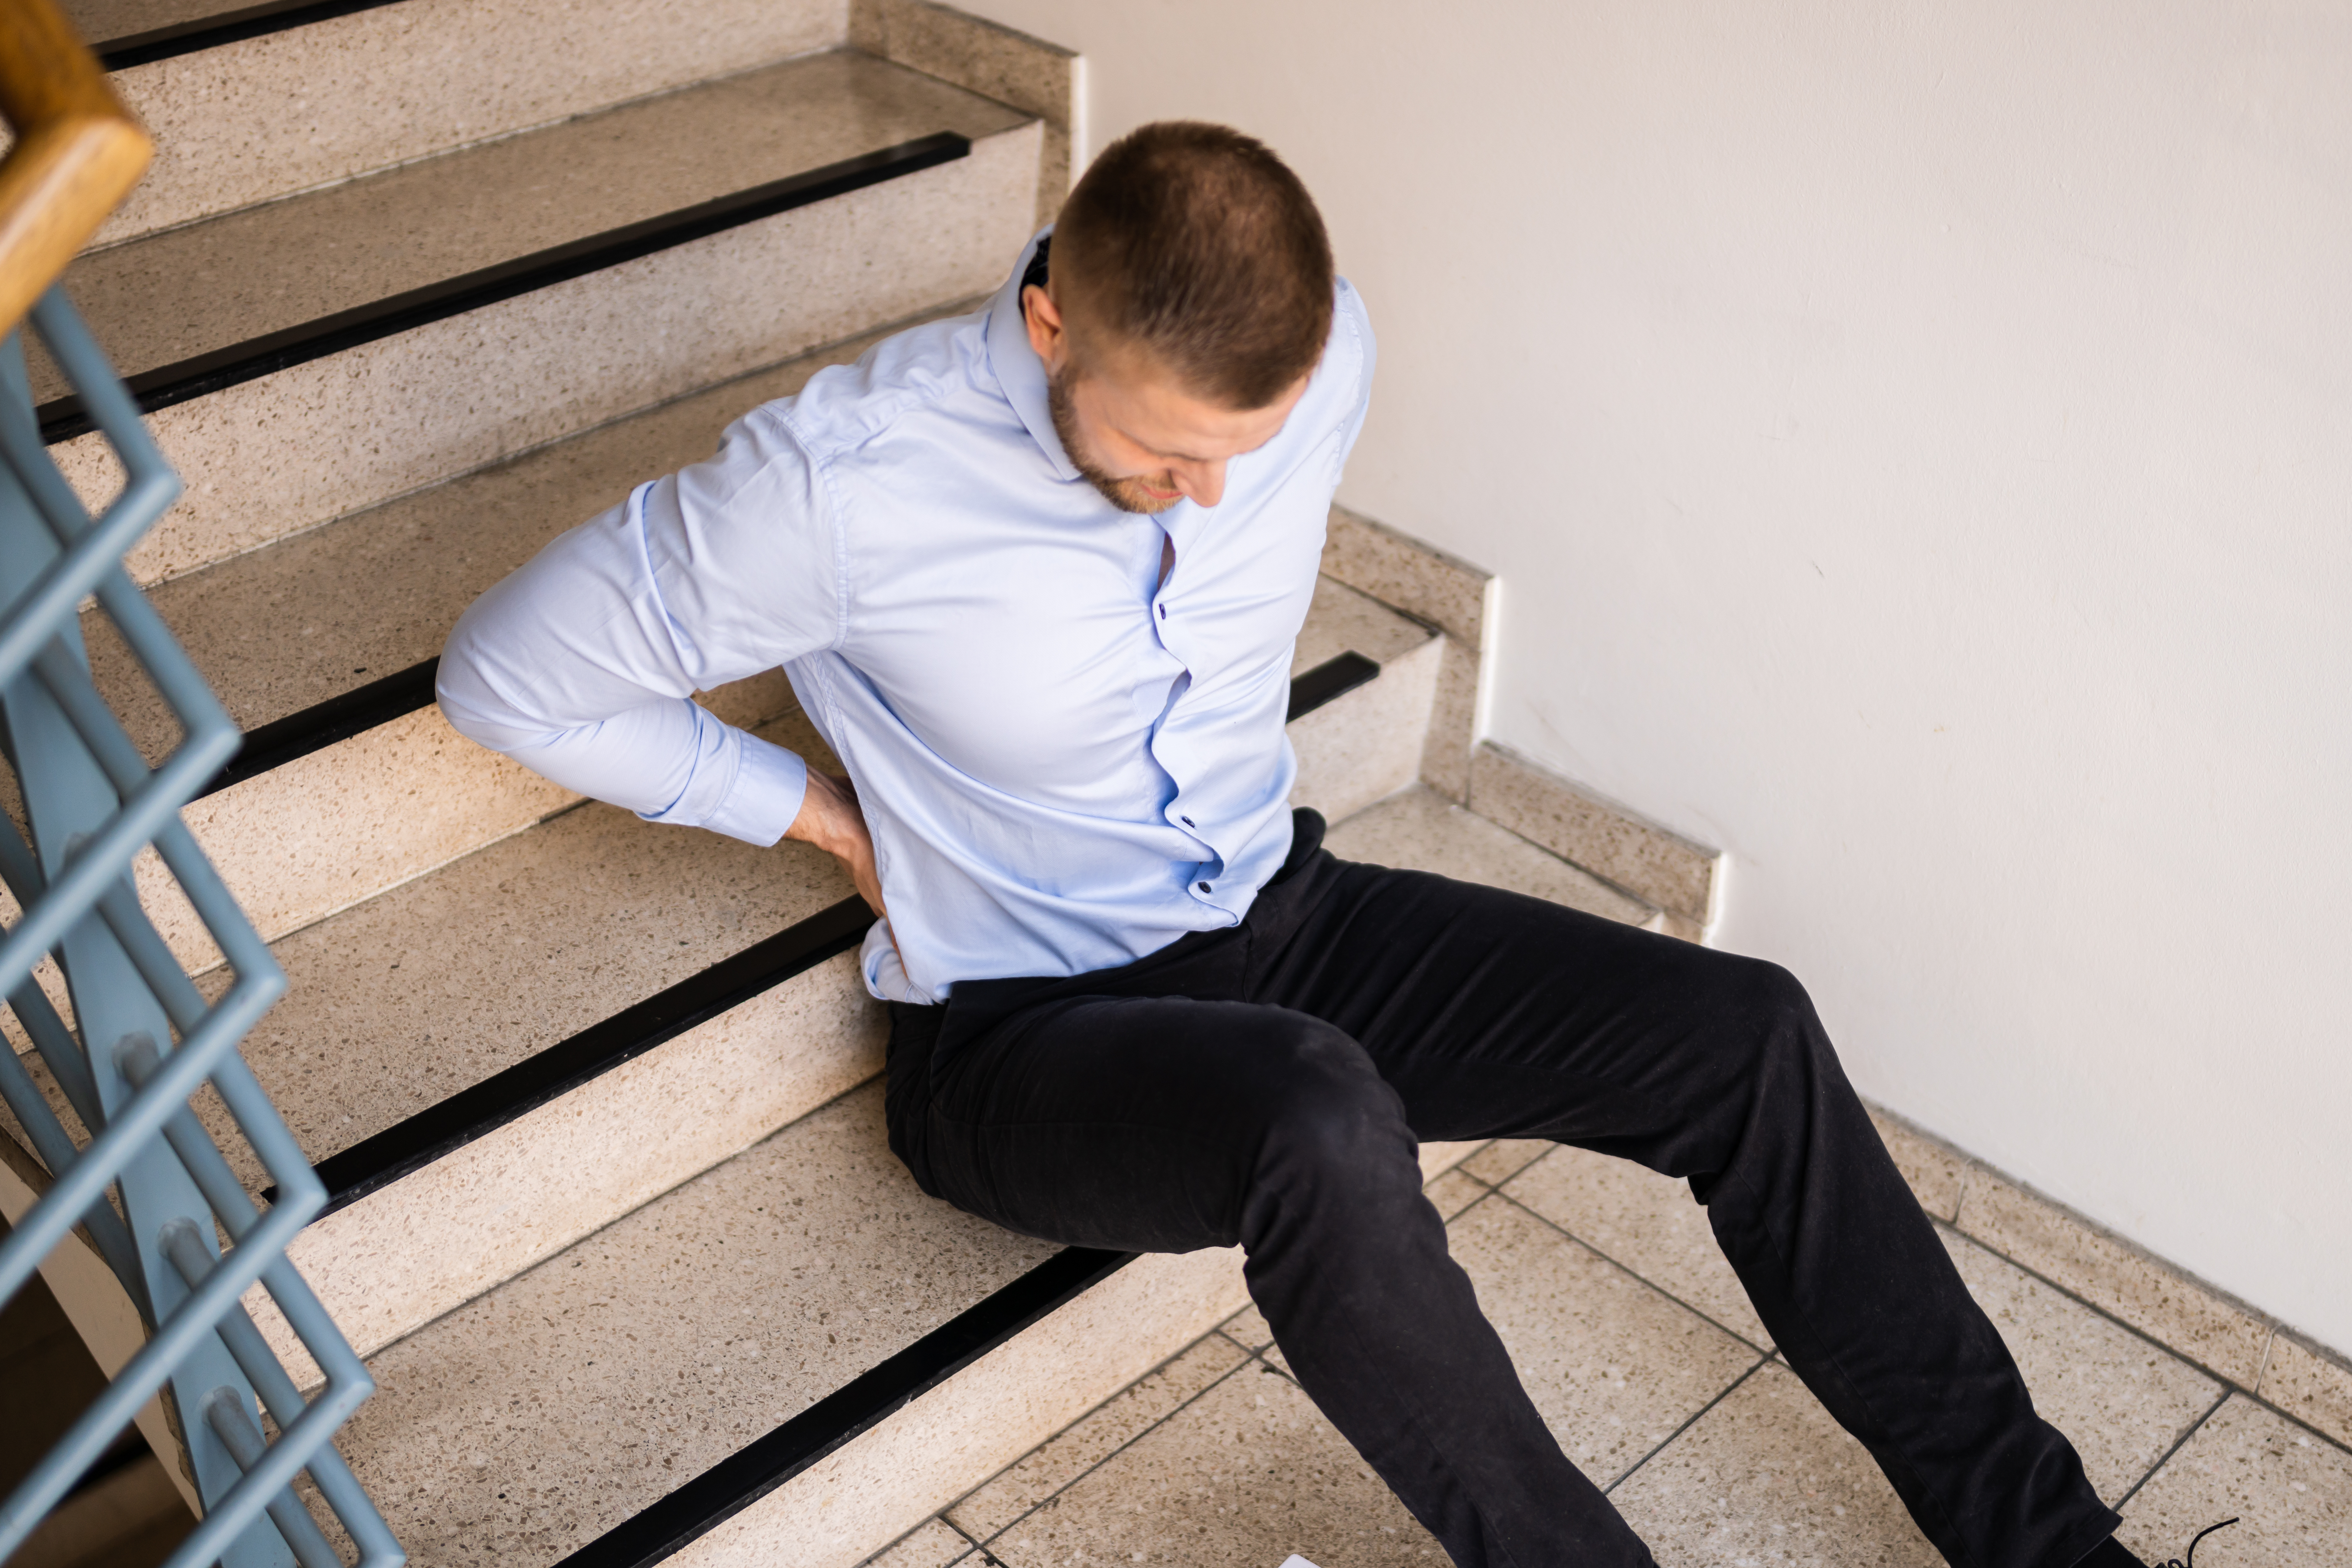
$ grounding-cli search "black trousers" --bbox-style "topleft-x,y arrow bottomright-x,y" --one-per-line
884,810 -> 2118,1568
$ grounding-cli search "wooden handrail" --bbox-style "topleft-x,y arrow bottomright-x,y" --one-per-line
0,0 -> 150,337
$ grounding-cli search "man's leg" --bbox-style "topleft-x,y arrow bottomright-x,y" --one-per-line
1248,850 -> 2121,1568
885,982 -> 1658,1568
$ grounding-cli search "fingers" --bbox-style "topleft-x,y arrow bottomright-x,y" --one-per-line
786,772 -> 884,915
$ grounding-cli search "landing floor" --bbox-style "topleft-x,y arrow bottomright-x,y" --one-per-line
865,1097 -> 2348,1568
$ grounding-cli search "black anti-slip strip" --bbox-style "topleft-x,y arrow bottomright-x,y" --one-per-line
255,651 -> 1381,1212
93,0 -> 409,70
36,132 -> 972,444
1288,649 -> 1379,720
194,658 -> 438,798
553,1245 -> 1138,1568
298,895 -> 876,1215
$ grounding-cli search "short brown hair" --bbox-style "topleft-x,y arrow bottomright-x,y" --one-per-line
1053,122 -> 1334,410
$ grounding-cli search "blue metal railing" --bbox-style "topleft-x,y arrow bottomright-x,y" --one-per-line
0,288 -> 400,1566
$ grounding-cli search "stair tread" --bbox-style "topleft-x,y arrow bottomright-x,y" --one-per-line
203,708 -> 854,1187
1324,785 -> 1658,926
36,49 -> 1027,403
336,1079 -> 1056,1566
63,0 -> 225,48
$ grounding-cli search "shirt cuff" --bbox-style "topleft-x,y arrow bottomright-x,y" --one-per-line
697,731 -> 809,847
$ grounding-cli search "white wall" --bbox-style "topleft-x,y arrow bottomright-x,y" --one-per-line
955,0 -> 2352,1353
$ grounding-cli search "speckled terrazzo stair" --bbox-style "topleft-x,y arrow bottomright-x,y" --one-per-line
63,0 -> 851,246
8,4 -> 1489,1565
39,46 -> 1040,590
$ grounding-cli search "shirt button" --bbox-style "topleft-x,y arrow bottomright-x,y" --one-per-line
1157,604 -> 1167,619
1197,881 -> 1212,893
1180,815 -> 1195,827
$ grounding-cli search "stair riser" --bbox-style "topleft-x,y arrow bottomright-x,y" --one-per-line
246,950 -> 886,1380
1289,631 -> 1444,824
137,672 -> 791,973
150,705 -> 572,972
674,1141 -> 1480,1568
231,647 -> 1435,1377
98,0 -> 847,247
60,123 -> 1041,589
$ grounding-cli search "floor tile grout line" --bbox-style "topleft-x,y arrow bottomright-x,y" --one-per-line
1932,1222 -> 2246,1390
963,1344 -> 1264,1552
953,1335 -> 1267,1553
940,1511 -> 991,1566
1483,1184 -> 1776,1357
1483,1141 -> 2352,1458
2110,1388 -> 2234,1516
1931,1225 -> 2352,1459
1602,1351 -> 1776,1496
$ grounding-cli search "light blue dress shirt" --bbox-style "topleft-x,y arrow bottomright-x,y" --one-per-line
438,232 -> 1376,1003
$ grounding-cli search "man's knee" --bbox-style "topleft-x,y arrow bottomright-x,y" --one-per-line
1690,951 -> 1836,1088
1244,1012 -> 1413,1184
1722,959 -> 1844,1105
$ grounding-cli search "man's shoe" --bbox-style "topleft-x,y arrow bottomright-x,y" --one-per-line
2078,1518 -> 2239,1568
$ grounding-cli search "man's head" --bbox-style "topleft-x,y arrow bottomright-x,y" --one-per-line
1025,122 -> 1334,514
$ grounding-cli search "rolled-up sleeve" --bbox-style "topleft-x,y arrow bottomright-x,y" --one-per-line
437,406 -> 840,846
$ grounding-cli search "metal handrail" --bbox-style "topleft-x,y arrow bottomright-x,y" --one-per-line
0,0 -> 151,334
0,289 -> 405,1568
0,9 -> 402,1560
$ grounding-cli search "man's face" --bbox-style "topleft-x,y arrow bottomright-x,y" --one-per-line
1026,283 -> 1309,515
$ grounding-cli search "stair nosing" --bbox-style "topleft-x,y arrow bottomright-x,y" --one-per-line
259,652 -> 1384,1217
92,0 -> 410,70
193,658 -> 440,798
290,892 -> 876,1216
36,130 -> 975,445
1286,650 -> 1379,722
548,1245 -> 1136,1568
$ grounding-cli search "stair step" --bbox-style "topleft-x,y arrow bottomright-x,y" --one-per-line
1322,785 -> 1665,931
44,48 -> 1040,587
79,0 -> 845,245
330,785 -> 1643,1568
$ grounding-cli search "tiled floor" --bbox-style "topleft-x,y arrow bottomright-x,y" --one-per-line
862,1141 -> 2352,1568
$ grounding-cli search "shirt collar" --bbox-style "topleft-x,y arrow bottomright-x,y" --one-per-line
985,227 -> 1082,484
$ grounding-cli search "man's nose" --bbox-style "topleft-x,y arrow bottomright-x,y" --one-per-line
1175,459 -> 1227,509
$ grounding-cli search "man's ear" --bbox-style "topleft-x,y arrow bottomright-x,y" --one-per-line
1023,282 -> 1066,372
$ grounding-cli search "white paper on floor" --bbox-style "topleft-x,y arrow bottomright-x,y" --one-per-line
1278,1559 -> 1323,1568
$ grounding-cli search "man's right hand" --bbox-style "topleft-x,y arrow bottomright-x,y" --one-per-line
787,771 -> 886,916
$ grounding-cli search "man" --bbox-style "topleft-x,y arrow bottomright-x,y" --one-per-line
441,122 -> 2158,1568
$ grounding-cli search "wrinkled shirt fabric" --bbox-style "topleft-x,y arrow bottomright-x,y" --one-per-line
438,232 -> 1376,1003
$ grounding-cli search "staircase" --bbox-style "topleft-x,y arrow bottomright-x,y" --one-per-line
0,2 -> 1615,1563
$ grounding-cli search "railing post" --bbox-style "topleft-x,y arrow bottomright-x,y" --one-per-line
0,347 -> 291,1562
0,292 -> 404,1567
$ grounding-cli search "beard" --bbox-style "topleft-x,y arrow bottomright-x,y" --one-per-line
1047,363 -> 1183,514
